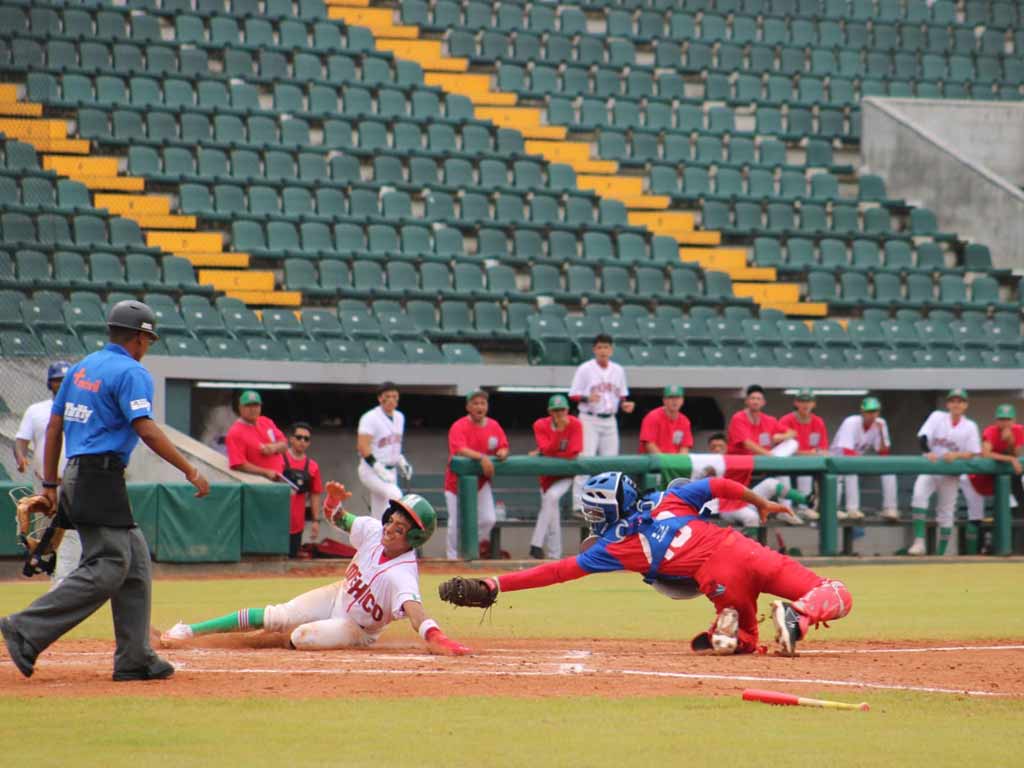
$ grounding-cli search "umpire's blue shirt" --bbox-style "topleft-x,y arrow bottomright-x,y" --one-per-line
52,343 -> 154,464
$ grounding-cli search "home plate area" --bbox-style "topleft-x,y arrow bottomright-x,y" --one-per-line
3,638 -> 1023,700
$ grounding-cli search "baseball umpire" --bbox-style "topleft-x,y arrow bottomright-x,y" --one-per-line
0,300 -> 210,680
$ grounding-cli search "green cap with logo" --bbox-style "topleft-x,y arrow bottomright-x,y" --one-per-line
996,403 -> 1016,419
860,396 -> 881,412
794,388 -> 815,401
548,394 -> 570,411
946,388 -> 968,401
663,385 -> 685,398
239,390 -> 262,405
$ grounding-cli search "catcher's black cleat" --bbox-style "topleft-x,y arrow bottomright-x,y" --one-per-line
113,655 -> 175,682
771,601 -> 804,657
0,617 -> 37,678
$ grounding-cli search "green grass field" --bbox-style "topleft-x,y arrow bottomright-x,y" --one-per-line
2,563 -> 1023,767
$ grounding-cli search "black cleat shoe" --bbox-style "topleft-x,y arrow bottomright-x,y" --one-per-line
529,546 -> 545,559
113,656 -> 175,682
771,601 -> 803,657
0,617 -> 36,678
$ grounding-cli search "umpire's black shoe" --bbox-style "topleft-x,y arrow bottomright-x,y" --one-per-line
0,617 -> 36,678
113,655 -> 175,682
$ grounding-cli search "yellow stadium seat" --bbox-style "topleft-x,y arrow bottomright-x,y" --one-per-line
94,194 -> 171,216
230,290 -> 303,307
180,253 -> 251,268
198,270 -> 275,292
423,74 -> 516,105
147,231 -> 223,253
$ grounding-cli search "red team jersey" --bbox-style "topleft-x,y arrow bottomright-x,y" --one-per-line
533,415 -> 583,491
638,408 -> 693,454
282,453 -> 323,535
226,416 -> 286,474
727,410 -> 781,455
969,422 -> 1024,495
444,416 -> 510,493
778,412 -> 829,453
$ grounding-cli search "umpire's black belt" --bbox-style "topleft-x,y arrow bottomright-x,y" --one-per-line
70,453 -> 126,473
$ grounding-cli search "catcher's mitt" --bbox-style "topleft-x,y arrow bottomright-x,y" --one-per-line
438,577 -> 499,609
12,489 -> 63,554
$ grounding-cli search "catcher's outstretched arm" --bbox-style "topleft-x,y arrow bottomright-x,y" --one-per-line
496,557 -> 588,592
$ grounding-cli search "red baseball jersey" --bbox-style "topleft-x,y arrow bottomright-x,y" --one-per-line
727,410 -> 781,455
445,415 -> 510,493
969,422 -> 1024,495
226,416 -> 285,474
638,407 -> 694,454
282,453 -> 323,535
533,415 -> 583,491
778,412 -> 829,453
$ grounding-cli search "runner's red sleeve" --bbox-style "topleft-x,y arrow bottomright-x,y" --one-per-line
709,477 -> 749,500
497,557 -> 588,592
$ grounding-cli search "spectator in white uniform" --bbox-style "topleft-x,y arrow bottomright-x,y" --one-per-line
356,382 -> 412,520
569,334 -> 634,510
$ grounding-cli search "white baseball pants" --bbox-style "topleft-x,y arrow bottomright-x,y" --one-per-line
50,529 -> 82,590
573,413 -> 620,509
912,474 -> 959,526
531,478 -> 572,558
445,486 -> 497,560
263,581 -> 378,650
357,460 -> 402,520
838,474 -> 898,514
716,477 -> 788,527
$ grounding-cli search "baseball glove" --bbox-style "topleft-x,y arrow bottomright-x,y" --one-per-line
13,491 -> 63,554
438,577 -> 499,609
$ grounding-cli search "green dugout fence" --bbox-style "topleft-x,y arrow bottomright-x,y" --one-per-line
451,454 -> 1017,560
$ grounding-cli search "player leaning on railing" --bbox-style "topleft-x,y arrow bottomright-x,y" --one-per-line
440,472 -> 853,656
163,482 -> 470,655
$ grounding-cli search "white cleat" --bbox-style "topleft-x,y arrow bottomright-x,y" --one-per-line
798,506 -> 820,522
771,600 -> 801,657
880,508 -> 902,523
161,622 -> 194,642
775,511 -> 805,526
841,509 -> 865,521
711,608 -> 739,655
907,538 -> 927,556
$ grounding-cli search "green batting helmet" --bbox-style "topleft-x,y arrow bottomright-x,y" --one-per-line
383,493 -> 437,548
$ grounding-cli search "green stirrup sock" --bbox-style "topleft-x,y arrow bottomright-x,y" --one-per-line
742,527 -> 760,539
964,523 -> 980,555
782,487 -> 809,505
191,608 -> 265,636
936,526 -> 954,556
911,509 -> 928,539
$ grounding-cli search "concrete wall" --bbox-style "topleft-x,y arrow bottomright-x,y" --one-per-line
861,97 -> 1024,269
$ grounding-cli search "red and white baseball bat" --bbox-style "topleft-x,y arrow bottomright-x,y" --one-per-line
742,688 -> 870,712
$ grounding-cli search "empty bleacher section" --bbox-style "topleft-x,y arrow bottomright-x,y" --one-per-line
0,0 -> 1020,367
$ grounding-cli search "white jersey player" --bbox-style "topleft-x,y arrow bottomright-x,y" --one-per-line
569,335 -> 635,509
162,485 -> 470,654
13,361 -> 78,588
357,382 -> 413,519
830,397 -> 899,521
908,389 -> 981,556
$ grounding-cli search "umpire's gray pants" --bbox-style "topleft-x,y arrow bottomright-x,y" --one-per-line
8,463 -> 158,674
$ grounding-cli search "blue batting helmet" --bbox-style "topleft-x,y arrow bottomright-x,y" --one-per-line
46,361 -> 70,382
581,472 -> 638,534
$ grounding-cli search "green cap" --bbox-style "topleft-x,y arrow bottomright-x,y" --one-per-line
996,403 -> 1016,419
548,394 -> 570,411
794,388 -> 815,401
465,389 -> 488,403
663,385 -> 685,398
239,390 -> 262,405
947,388 -> 968,401
860,396 -> 881,412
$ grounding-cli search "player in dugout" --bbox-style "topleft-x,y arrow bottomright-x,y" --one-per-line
440,472 -> 852,657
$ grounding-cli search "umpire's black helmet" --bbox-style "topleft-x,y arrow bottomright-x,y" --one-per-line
107,300 -> 159,340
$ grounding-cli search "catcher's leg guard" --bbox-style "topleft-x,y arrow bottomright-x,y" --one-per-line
791,579 -> 852,631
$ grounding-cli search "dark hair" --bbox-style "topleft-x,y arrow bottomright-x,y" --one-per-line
291,421 -> 312,435
745,384 -> 765,397
593,334 -> 614,346
108,327 -> 139,345
708,432 -> 727,444
377,381 -> 399,396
